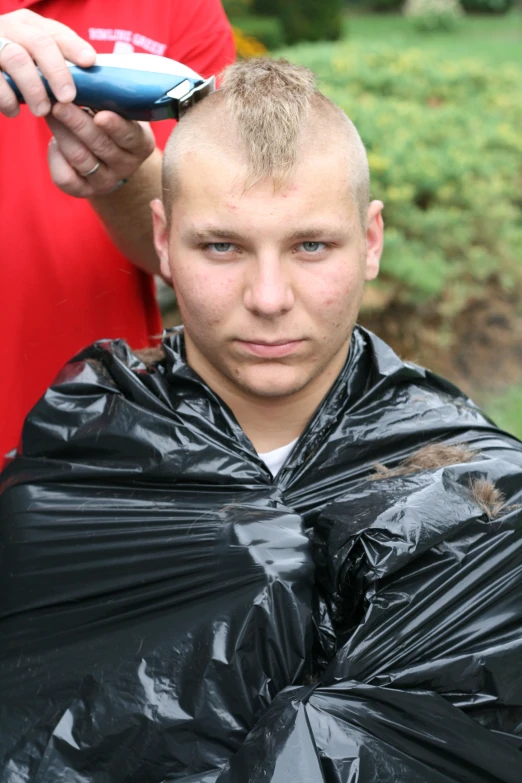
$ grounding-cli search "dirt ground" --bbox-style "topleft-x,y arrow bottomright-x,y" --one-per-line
359,289 -> 522,405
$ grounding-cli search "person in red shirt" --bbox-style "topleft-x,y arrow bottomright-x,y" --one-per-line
0,0 -> 235,463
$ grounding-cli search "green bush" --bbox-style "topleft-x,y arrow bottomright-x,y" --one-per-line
368,0 -> 404,12
275,42 -> 522,320
460,0 -> 513,13
278,0 -> 344,44
403,0 -> 464,32
229,15 -> 285,49
251,0 -> 280,15
222,0 -> 253,16
487,386 -> 522,439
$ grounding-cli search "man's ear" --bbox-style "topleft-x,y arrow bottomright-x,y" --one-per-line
365,200 -> 384,281
151,199 -> 172,283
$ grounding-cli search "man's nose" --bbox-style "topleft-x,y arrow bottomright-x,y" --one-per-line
243,256 -> 295,317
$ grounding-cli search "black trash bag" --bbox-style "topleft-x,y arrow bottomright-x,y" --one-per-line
217,459 -> 522,782
0,488 -> 314,781
1,326 -> 522,782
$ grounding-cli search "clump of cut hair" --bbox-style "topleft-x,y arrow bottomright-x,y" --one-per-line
162,58 -> 370,226
134,346 -> 166,370
372,443 -> 478,480
469,477 -> 505,520
371,444 -> 506,520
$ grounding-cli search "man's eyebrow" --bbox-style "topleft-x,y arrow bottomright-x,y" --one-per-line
183,228 -> 246,242
287,227 -> 349,241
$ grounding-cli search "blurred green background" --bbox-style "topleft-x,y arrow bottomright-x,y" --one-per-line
164,1 -> 522,438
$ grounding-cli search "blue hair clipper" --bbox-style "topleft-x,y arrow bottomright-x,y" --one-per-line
4,53 -> 215,121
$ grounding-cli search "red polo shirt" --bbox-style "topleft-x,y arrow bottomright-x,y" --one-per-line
0,0 -> 235,462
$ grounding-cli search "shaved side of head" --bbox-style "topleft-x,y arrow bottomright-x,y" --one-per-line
162,58 -> 370,228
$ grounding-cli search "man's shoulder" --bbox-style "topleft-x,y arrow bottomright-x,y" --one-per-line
314,326 -> 522,486
351,325 -> 473,411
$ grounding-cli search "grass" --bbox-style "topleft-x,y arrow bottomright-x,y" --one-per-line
343,12 -> 522,66
484,386 -> 522,440
233,9 -> 522,66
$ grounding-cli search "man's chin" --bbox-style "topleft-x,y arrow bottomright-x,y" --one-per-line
231,366 -> 310,400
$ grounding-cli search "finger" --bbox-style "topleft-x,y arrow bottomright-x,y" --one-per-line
94,113 -> 155,156
1,17 -> 96,110
46,112 -> 113,184
0,70 -> 20,117
35,15 -> 96,68
4,10 -> 96,68
47,136 -> 94,198
0,40 -> 52,114
51,103 -> 135,170
3,26 -> 77,104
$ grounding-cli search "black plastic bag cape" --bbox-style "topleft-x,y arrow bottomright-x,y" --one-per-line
1,326 -> 522,782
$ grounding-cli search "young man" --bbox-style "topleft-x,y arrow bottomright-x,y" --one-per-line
1,59 -> 522,782
151,58 -> 383,461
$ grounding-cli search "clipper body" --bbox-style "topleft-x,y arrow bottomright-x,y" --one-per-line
4,53 -> 215,121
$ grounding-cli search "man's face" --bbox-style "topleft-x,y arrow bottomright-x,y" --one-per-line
152,144 -> 383,407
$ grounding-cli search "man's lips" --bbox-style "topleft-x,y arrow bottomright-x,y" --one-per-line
235,339 -> 305,358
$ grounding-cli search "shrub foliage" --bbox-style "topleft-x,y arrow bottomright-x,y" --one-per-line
367,0 -> 404,12
460,0 -> 513,13
277,43 -> 522,323
222,0 -> 253,16
232,26 -> 268,58
251,0 -> 280,14
230,16 -> 284,50
224,0 -> 343,46
278,0 -> 344,44
403,0 -> 464,32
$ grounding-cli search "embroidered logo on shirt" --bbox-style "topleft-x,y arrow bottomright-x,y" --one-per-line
88,29 -> 167,56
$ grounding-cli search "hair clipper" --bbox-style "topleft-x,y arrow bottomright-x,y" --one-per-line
4,53 -> 215,121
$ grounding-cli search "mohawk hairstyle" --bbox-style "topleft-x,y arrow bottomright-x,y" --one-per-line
219,58 -> 317,187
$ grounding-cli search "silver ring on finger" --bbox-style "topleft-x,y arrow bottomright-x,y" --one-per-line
0,37 -> 14,55
83,160 -> 101,177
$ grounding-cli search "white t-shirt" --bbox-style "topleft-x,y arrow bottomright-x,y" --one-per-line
258,439 -> 298,477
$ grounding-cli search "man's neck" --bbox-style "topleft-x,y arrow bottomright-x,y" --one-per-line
209,362 -> 345,453
224,391 -> 314,453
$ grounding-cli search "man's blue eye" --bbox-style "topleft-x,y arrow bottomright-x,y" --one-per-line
210,243 -> 233,253
301,242 -> 324,252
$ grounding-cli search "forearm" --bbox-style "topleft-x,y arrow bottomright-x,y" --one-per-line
89,147 -> 163,276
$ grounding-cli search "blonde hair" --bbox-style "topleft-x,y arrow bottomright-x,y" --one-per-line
162,58 -> 370,225
219,58 -> 317,188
